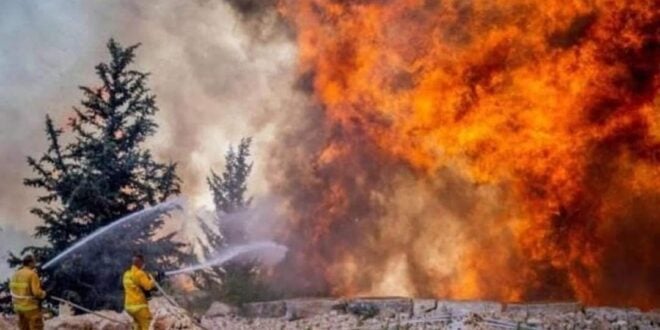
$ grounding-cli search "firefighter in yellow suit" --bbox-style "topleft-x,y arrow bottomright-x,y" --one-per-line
10,255 -> 47,330
122,254 -> 155,330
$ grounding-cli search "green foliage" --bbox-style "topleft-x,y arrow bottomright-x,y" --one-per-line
208,138 -> 253,216
204,138 -> 253,252
0,280 -> 11,314
197,138 -> 276,305
215,263 -> 269,305
9,39 -> 183,311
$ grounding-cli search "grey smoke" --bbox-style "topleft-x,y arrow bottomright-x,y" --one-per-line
0,225 -> 38,279
0,1 -> 301,235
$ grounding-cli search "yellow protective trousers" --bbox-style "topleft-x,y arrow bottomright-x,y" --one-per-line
17,308 -> 44,330
127,307 -> 152,330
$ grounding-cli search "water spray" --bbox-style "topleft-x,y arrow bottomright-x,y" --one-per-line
30,199 -> 285,330
165,241 -> 288,276
42,199 -> 183,269
144,241 -> 287,329
150,241 -> 287,329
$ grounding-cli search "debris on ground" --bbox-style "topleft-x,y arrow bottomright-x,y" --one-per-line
1,298 -> 659,329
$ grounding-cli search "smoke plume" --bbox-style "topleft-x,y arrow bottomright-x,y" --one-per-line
0,1 -> 300,231
2,0 -> 658,310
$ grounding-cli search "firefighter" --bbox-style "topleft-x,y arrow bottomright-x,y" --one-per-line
10,255 -> 46,330
122,254 -> 162,330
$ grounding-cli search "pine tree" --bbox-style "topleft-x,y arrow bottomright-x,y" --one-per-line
0,280 -> 9,314
208,138 -> 253,214
199,138 -> 271,304
12,39 -> 183,311
207,137 -> 253,244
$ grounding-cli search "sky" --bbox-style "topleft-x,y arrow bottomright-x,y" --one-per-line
0,0 -> 299,269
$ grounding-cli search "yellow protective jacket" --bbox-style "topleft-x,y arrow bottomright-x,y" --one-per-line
10,267 -> 46,312
122,265 -> 155,313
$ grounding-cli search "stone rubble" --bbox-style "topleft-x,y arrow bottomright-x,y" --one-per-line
0,315 -> 15,330
149,297 -> 200,329
205,301 -> 238,318
1,298 -> 659,329
44,311 -> 131,330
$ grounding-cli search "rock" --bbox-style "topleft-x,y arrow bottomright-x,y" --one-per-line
586,307 -> 639,323
412,299 -> 437,316
205,301 -> 237,318
175,290 -> 211,308
45,311 -> 131,330
0,316 -> 17,330
149,297 -> 200,329
463,312 -> 485,326
46,315 -> 90,330
346,301 -> 379,319
19,297 -> 660,330
58,302 -> 74,317
614,319 -> 628,327
646,310 -> 660,324
241,301 -> 287,318
438,300 -> 502,315
349,297 -> 413,317
284,298 -> 340,318
505,302 -> 581,315
284,308 -> 300,321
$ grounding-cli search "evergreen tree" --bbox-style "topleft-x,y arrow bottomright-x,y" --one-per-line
208,137 -> 253,213
0,280 -> 9,314
198,138 -> 271,305
207,137 -> 253,244
11,39 -> 182,310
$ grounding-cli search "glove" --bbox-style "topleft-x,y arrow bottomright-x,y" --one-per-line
154,270 -> 165,283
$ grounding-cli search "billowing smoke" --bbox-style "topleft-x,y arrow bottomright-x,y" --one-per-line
0,1 -> 300,231
2,0 -> 657,310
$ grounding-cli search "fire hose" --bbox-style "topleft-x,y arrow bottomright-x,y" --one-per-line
49,296 -> 130,326
10,292 -> 129,326
150,275 -> 210,330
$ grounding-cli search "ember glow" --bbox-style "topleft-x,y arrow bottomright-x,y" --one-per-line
270,0 -> 660,309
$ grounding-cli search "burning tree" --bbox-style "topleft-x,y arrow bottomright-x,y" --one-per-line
9,39 -> 182,310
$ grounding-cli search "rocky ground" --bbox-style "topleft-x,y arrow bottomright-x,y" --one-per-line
1,297 -> 659,329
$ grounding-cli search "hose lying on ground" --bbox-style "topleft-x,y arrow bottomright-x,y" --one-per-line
150,275 -> 210,330
49,296 -> 130,326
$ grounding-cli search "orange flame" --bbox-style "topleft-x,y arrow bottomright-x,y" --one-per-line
273,0 -> 659,309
